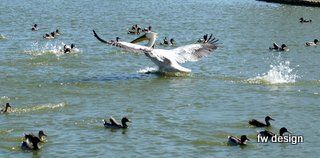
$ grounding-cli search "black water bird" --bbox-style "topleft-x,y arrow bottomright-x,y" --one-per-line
160,37 -> 175,46
43,32 -> 55,39
21,130 -> 47,150
31,24 -> 38,31
38,130 -> 47,142
128,27 -> 141,35
306,39 -> 318,46
143,26 -> 152,32
299,17 -> 312,23
1,103 -> 11,114
258,127 -> 291,139
249,116 -> 274,127
228,135 -> 250,146
103,116 -> 131,129
63,43 -> 75,53
269,43 -> 289,52
54,29 -> 60,36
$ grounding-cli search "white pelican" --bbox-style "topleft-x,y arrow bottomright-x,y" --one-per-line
92,30 -> 218,73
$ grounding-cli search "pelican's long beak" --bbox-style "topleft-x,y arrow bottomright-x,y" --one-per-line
131,34 -> 148,44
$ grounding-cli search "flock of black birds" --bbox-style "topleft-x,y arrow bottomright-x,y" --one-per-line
31,24 -> 76,53
1,102 -> 292,148
127,24 -> 176,46
0,102 -> 131,150
228,116 -> 291,146
268,17 -> 318,52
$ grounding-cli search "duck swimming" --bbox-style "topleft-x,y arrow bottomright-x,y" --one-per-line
228,135 -> 250,146
143,26 -> 152,33
63,43 -> 75,53
269,43 -> 289,52
128,27 -> 141,35
38,130 -> 47,142
43,32 -> 55,39
31,24 -> 38,31
160,37 -> 175,46
279,44 -> 289,51
306,39 -> 318,46
128,24 -> 141,34
21,134 -> 41,150
103,116 -> 131,129
299,17 -> 312,23
1,103 -> 11,114
21,130 -> 47,150
258,127 -> 291,139
54,29 -> 60,36
249,116 -> 274,127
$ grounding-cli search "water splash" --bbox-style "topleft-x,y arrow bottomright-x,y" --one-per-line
24,41 -> 79,57
0,34 -> 6,40
137,67 -> 191,77
137,67 -> 159,74
248,60 -> 298,84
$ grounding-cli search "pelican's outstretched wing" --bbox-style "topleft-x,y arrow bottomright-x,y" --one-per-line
92,30 -> 152,54
172,34 -> 218,64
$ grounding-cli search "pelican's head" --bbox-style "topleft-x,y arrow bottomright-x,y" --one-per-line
130,32 -> 158,44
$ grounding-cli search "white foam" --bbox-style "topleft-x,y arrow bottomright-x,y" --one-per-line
24,41 -> 79,57
137,67 -> 159,74
248,60 -> 298,84
12,102 -> 67,113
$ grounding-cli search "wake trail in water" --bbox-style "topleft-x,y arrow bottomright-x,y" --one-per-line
137,67 -> 191,77
11,102 -> 67,114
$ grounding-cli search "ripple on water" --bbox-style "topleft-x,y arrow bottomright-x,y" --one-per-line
11,102 -> 67,114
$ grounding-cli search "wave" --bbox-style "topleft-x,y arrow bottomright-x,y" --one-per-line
137,67 -> 191,77
11,102 -> 67,114
0,34 -> 6,40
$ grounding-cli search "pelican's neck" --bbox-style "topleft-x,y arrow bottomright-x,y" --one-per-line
147,35 -> 157,48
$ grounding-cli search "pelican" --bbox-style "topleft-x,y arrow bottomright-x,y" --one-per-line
92,30 -> 218,73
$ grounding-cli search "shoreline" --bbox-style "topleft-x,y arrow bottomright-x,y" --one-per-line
257,0 -> 320,7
